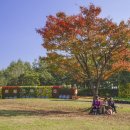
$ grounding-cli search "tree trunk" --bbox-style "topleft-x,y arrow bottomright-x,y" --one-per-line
95,80 -> 100,97
88,80 -> 96,98
88,79 -> 100,99
95,87 -> 99,96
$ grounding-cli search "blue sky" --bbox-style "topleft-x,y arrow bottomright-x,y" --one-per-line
0,0 -> 130,69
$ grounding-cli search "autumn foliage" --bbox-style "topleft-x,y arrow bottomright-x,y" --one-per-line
37,4 -> 130,96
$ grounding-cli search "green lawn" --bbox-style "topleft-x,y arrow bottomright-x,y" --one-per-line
0,98 -> 130,130
114,97 -> 130,101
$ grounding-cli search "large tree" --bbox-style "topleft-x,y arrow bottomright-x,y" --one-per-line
37,4 -> 130,96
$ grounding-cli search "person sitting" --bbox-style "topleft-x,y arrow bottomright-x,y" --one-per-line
108,97 -> 117,113
90,96 -> 101,115
100,97 -> 109,114
106,106 -> 113,115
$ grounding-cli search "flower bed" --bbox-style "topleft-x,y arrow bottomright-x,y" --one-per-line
59,87 -> 71,99
2,86 -> 20,99
52,86 -> 62,98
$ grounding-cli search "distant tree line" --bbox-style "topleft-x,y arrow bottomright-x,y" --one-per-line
0,58 -> 77,86
0,58 -> 130,88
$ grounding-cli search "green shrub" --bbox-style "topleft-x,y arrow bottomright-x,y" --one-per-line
78,88 -> 118,97
59,87 -> 71,95
99,89 -> 118,97
78,88 -> 92,96
36,86 -> 44,98
43,86 -> 52,98
0,87 -> 2,98
119,83 -> 130,98
20,86 -> 37,98
36,86 -> 52,98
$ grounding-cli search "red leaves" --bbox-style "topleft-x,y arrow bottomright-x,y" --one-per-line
52,86 -> 62,89
38,3 -> 130,83
80,4 -> 101,17
2,86 -> 20,90
57,20 -> 68,29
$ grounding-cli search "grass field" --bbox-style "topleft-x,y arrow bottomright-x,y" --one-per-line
0,98 -> 130,130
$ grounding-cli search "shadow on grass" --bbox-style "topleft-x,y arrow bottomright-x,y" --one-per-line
0,109 -> 75,117
81,107 -> 91,112
50,99 -> 92,103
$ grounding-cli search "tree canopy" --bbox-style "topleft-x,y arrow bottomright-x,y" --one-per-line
37,4 -> 130,96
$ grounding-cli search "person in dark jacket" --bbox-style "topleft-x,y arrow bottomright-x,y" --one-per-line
108,97 -> 117,113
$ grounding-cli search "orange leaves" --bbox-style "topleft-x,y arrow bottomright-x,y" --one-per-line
112,60 -> 130,73
38,3 -> 130,84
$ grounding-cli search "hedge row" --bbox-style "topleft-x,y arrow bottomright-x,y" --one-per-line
1,86 -> 120,99
119,83 -> 130,98
36,86 -> 52,98
1,86 -> 52,99
0,87 -> 2,98
78,88 -> 118,97
0,86 -> 77,99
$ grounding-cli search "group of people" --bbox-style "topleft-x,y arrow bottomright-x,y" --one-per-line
89,96 -> 117,115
